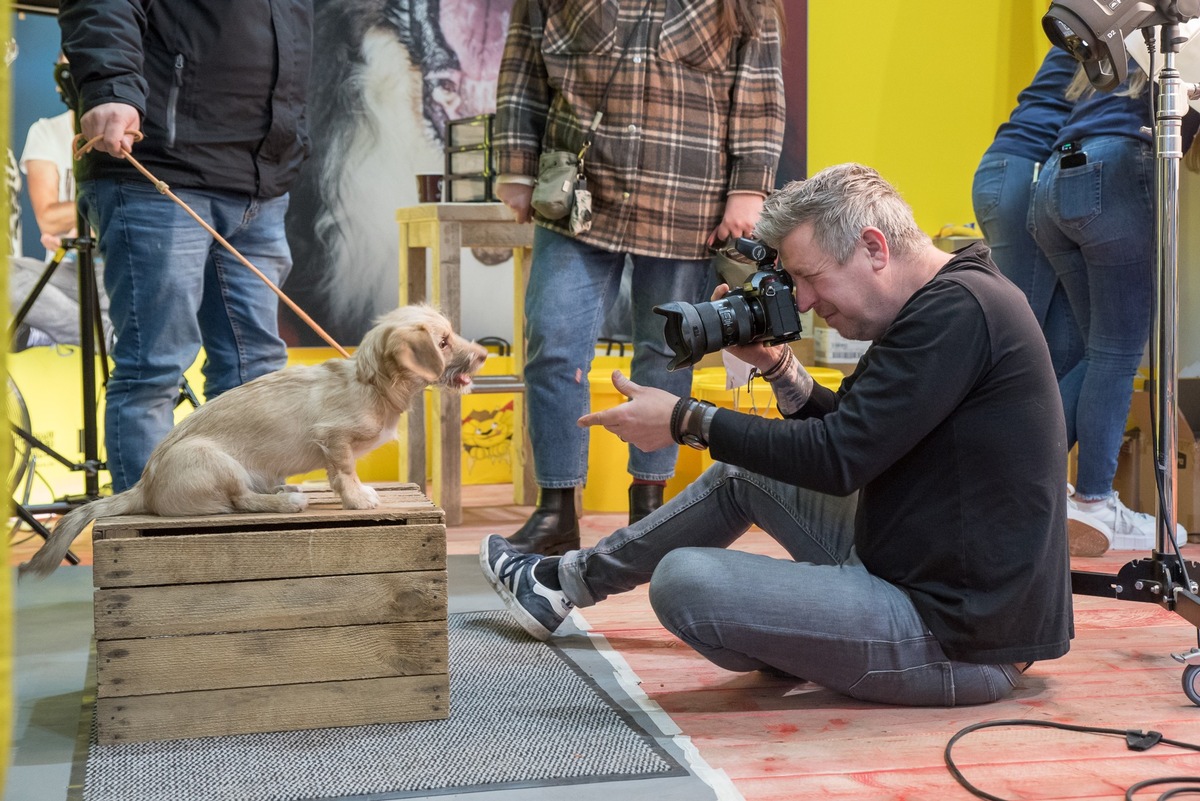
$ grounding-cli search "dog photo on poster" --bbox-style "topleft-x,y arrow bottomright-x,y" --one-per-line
281,0 -> 513,347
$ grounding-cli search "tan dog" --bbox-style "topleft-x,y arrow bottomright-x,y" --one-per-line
20,304 -> 487,578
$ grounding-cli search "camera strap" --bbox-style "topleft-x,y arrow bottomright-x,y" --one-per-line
577,0 -> 657,165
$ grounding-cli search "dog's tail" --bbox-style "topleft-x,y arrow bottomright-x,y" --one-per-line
19,487 -> 148,580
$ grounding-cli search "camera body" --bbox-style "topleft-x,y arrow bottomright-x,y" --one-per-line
654,236 -> 803,371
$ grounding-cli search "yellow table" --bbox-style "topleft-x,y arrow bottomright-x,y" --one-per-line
396,203 -> 536,524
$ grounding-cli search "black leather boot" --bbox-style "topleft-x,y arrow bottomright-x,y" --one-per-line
628,483 -> 664,525
505,487 -> 580,555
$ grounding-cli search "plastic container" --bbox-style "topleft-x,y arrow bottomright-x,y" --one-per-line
582,356 -> 633,512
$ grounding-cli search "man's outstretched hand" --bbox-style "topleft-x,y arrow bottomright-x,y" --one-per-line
578,370 -> 679,452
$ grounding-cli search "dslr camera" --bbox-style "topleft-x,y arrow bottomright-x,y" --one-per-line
654,236 -> 803,371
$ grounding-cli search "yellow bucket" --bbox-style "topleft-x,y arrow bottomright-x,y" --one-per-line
582,356 -> 633,512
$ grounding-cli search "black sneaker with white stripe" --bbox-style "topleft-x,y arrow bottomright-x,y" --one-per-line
479,534 -> 574,640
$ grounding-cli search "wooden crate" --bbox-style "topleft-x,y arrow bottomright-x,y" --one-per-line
90,482 -> 449,744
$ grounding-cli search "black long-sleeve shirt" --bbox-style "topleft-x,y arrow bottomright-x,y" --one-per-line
709,243 -> 1073,664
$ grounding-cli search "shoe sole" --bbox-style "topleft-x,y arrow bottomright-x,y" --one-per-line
1067,519 -> 1111,558
478,537 -> 556,642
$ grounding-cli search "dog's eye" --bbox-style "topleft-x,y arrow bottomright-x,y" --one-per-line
440,336 -> 449,349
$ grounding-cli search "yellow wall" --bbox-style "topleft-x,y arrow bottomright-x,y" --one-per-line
807,1 -> 1050,234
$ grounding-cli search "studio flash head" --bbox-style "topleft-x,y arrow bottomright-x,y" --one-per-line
1043,0 -> 1200,91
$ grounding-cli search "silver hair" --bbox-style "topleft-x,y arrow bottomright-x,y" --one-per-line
754,163 -> 929,264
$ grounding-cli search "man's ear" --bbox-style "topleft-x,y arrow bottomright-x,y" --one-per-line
861,227 -> 889,271
393,324 -> 445,382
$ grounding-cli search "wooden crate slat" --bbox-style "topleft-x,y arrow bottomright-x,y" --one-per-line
92,483 -> 440,540
92,523 -> 446,587
94,571 -> 446,639
95,674 -> 449,744
93,504 -> 442,540
96,621 -> 448,697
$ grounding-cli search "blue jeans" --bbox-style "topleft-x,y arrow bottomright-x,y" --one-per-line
972,151 -> 1082,379
559,462 -> 1022,706
78,179 -> 292,492
1030,136 -> 1155,497
524,227 -> 713,486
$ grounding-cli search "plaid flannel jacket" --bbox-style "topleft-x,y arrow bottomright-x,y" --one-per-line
495,0 -> 786,259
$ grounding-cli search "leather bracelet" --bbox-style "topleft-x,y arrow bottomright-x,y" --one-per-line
669,397 -> 689,446
760,346 -> 794,382
679,399 -> 716,450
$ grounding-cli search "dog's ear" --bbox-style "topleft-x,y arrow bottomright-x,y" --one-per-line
392,323 -> 445,383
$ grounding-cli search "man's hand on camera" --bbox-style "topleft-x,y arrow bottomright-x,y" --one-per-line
496,181 -> 534,224
80,102 -> 141,158
708,283 -> 787,371
578,370 -> 678,452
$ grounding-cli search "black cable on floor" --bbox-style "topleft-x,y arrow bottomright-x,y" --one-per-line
944,719 -> 1200,800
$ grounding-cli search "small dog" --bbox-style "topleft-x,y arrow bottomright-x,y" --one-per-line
20,304 -> 487,579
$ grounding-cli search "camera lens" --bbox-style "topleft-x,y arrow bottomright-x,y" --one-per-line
655,296 -> 757,371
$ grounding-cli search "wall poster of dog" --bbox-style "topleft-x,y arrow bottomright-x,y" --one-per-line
282,0 -> 516,349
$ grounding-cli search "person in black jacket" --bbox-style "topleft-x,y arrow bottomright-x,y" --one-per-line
59,0 -> 312,492
481,163 -> 1073,707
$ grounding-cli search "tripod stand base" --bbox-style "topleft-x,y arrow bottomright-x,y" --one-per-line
1074,556 -> 1200,704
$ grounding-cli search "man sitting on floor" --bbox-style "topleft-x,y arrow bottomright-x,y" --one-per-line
481,162 -> 1073,707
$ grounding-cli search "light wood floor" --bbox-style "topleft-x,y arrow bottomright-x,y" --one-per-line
13,483 -> 1200,801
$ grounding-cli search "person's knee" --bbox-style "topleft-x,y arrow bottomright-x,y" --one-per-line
648,548 -> 721,628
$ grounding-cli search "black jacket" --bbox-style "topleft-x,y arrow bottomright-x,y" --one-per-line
59,0 -> 312,199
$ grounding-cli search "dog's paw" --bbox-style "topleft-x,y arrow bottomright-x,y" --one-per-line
341,484 -> 379,510
284,492 -> 309,512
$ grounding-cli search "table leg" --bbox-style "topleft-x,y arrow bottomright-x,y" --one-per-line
431,222 -> 464,525
398,226 -> 428,494
511,245 -> 537,506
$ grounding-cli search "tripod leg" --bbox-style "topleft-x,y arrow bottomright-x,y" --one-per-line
8,252 -> 67,341
12,503 -> 79,566
75,211 -> 104,500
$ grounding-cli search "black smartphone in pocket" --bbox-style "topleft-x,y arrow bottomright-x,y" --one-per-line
1060,142 -> 1087,169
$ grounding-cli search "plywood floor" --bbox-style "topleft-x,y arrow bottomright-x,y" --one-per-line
12,483 -> 1200,801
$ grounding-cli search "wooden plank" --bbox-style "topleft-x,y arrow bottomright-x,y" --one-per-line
94,571 -> 446,639
92,523 -> 446,587
459,222 -> 536,248
93,504 -> 443,540
96,621 -> 447,697
95,673 -> 449,744
394,202 -> 520,225
92,483 -> 442,540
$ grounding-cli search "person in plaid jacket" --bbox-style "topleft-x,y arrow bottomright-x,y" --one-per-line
495,0 -> 786,554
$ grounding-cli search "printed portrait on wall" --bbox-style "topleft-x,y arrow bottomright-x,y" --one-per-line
282,0 -> 514,346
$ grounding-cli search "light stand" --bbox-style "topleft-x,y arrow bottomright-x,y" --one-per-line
8,209 -> 108,507
1064,24 -> 1200,704
7,206 -> 108,562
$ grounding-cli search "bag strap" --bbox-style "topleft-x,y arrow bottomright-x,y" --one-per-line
578,0 -> 657,162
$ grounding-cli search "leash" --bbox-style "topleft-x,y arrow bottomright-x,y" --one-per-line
73,131 -> 351,358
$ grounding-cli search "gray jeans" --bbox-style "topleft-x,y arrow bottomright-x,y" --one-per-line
560,461 -> 1023,706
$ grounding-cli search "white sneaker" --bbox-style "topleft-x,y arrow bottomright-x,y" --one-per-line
1067,489 -> 1188,556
